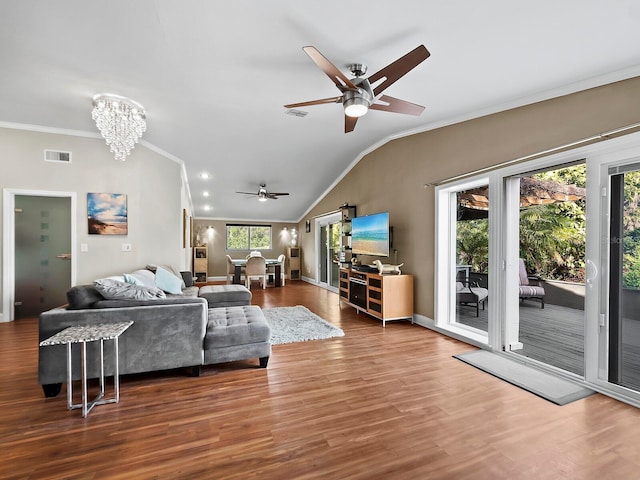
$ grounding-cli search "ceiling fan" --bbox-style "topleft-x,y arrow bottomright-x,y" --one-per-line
236,184 -> 290,202
284,44 -> 430,133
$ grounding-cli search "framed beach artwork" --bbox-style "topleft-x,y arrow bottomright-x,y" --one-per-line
87,193 -> 128,235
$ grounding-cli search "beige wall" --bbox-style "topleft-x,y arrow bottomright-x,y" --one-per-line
0,127 -> 188,319
191,218 -> 298,278
301,76 -> 640,318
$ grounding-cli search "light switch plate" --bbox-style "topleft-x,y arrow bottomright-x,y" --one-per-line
122,243 -> 132,252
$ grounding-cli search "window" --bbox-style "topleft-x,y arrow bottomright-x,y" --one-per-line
226,224 -> 271,250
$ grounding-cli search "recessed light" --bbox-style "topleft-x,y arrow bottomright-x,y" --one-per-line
199,172 -> 210,180
202,191 -> 209,197
203,205 -> 211,211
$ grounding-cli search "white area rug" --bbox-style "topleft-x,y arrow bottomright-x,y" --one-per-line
454,350 -> 595,405
262,305 -> 344,345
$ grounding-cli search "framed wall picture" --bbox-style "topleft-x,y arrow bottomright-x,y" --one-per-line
87,193 -> 128,235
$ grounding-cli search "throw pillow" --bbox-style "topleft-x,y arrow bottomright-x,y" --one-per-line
123,273 -> 143,286
128,269 -> 157,288
155,266 -> 184,294
180,271 -> 194,287
66,285 -> 104,309
94,279 -> 166,300
147,264 -> 186,289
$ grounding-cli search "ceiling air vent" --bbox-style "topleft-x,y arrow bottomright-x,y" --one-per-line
44,150 -> 72,163
285,109 -> 308,118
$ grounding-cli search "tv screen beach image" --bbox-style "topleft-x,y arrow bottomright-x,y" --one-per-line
87,193 -> 128,235
351,212 -> 389,256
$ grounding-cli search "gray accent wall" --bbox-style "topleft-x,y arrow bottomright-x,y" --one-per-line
0,127 -> 187,319
299,76 -> 640,319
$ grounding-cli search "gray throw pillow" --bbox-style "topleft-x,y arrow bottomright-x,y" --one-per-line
94,278 -> 166,300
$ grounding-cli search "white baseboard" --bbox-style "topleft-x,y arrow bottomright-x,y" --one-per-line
0,312 -> 5,323
413,313 -> 488,349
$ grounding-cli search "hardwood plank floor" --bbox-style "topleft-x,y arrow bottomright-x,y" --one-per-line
2,282 -> 640,479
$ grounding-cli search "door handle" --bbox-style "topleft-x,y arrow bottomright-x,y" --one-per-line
586,259 -> 597,286
56,253 -> 72,260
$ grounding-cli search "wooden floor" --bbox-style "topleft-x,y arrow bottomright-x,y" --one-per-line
3,283 -> 640,479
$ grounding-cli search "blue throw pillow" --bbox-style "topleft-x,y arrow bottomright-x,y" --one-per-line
123,273 -> 143,286
155,266 -> 183,294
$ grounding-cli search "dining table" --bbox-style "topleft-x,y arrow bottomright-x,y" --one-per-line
231,258 -> 283,287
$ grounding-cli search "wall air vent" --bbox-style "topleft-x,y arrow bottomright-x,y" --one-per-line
44,149 -> 72,163
285,109 -> 308,117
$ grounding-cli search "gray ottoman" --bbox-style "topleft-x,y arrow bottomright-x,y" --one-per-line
198,284 -> 252,308
203,306 -> 271,368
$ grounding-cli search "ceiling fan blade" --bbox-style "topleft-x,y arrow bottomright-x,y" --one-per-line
302,46 -> 358,92
284,96 -> 342,109
269,192 -> 290,196
345,115 -> 358,133
369,95 -> 425,116
236,191 -> 258,196
368,45 -> 430,96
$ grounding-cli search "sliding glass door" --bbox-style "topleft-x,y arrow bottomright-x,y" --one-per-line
587,155 -> 640,403
435,177 -> 492,345
434,131 -> 640,406
316,213 -> 341,291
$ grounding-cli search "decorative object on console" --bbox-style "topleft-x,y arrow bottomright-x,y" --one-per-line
372,260 -> 404,275
87,193 -> 128,235
92,93 -> 146,162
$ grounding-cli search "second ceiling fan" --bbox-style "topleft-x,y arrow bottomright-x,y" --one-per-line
285,44 -> 431,133
236,184 -> 289,202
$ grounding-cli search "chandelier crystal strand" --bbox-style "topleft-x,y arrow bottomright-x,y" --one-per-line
92,94 -> 146,161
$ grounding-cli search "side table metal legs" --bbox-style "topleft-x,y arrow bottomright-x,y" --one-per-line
65,336 -> 122,417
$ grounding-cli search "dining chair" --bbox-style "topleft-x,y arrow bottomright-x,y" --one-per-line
245,256 -> 266,289
225,255 -> 237,285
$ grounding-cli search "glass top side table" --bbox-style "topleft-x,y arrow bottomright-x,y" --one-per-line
40,321 -> 133,417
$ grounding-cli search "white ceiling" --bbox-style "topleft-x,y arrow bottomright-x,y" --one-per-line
2,1 -> 640,222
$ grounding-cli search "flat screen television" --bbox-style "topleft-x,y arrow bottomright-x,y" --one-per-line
351,211 -> 390,257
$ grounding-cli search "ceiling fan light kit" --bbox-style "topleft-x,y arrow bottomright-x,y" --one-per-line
236,184 -> 290,201
284,44 -> 430,132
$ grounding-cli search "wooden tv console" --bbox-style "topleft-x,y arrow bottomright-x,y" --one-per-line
339,268 -> 414,327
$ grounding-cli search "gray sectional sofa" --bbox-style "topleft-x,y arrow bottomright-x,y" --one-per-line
38,267 -> 271,397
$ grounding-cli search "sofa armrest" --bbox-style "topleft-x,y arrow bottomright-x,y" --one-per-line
38,298 -> 208,385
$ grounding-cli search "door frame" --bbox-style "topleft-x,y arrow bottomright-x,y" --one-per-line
314,212 -> 341,291
584,136 -> 640,407
2,188 -> 77,322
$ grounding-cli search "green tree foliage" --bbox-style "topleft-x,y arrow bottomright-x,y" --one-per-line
455,165 -> 640,288
456,219 -> 488,274
226,225 -> 272,250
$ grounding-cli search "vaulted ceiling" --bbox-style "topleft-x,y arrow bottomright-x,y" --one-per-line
2,1 -> 640,221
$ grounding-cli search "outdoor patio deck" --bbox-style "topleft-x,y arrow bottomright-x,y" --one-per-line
456,302 -> 585,375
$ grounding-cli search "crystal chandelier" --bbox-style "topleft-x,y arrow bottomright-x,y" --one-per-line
91,93 -> 146,161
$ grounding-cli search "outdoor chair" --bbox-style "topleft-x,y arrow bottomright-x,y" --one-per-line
456,279 -> 488,317
518,258 -> 545,308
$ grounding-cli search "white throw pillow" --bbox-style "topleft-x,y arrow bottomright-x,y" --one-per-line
94,279 -> 166,300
